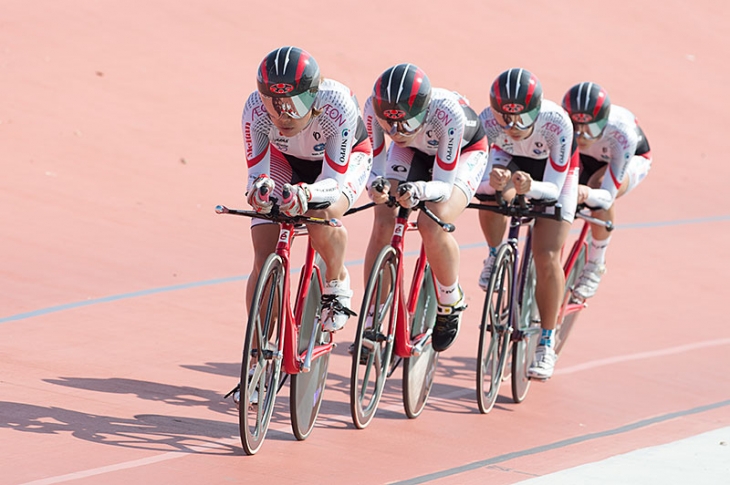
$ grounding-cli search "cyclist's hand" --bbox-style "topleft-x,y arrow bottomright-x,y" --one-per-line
396,181 -> 426,208
512,171 -> 532,195
280,183 -> 311,217
489,167 -> 512,191
577,185 -> 591,205
247,175 -> 275,214
368,177 -> 391,205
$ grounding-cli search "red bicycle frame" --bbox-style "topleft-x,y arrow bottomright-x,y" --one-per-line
388,212 -> 435,359
276,222 -> 332,375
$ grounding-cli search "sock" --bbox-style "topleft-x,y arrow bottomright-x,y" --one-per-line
488,246 -> 498,258
539,328 -> 554,348
436,279 -> 462,307
587,236 -> 611,265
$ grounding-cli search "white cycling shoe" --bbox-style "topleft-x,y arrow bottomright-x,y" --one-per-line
321,271 -> 356,332
573,261 -> 607,300
527,345 -> 557,379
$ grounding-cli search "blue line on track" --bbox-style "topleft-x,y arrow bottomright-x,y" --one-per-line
2,214 -> 729,324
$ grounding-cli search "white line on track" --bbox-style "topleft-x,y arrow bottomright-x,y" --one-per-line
20,337 -> 730,485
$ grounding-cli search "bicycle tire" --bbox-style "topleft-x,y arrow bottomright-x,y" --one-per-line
350,245 -> 397,429
240,253 -> 285,455
403,264 -> 439,419
290,254 -> 329,441
476,244 -> 514,414
511,255 -> 540,403
555,244 -> 587,356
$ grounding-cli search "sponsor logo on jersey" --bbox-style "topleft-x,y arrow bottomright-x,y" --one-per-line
435,108 -> 452,126
543,122 -> 563,135
244,122 -> 253,159
313,131 -> 321,141
313,143 -> 326,152
321,104 -> 346,127
391,164 -> 407,173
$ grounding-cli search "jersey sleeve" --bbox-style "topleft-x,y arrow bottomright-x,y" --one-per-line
598,123 -> 639,206
528,113 -> 574,201
313,92 -> 360,195
242,92 -> 273,192
363,96 -> 387,183
431,98 -> 466,187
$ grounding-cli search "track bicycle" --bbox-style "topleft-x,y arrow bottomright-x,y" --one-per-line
349,186 -> 454,429
553,206 -> 615,356
217,189 -> 372,455
468,193 -> 562,413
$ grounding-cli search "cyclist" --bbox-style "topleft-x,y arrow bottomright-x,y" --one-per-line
562,82 -> 652,301
476,68 -> 579,379
244,46 -> 373,333
363,63 -> 488,352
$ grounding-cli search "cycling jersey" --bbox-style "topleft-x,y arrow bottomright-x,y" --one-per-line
242,78 -> 371,205
478,99 -> 579,221
364,88 -> 488,201
577,105 -> 652,209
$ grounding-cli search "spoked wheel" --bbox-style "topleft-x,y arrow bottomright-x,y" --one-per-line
555,244 -> 587,356
350,246 -> 397,429
403,265 -> 439,419
511,255 -> 540,403
240,253 -> 284,455
290,255 -> 329,441
476,244 -> 514,414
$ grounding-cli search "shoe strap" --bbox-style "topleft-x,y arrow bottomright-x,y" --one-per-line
321,294 -> 357,317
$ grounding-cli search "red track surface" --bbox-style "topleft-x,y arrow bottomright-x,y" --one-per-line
2,1 -> 729,484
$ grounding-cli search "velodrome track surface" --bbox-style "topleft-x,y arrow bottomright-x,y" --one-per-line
2,1 -> 729,483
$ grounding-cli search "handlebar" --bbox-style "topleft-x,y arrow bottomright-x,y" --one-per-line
469,192 -> 563,222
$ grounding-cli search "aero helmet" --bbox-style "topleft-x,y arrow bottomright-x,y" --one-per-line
489,68 -> 543,130
372,63 -> 431,135
256,46 -> 320,119
562,82 -> 611,139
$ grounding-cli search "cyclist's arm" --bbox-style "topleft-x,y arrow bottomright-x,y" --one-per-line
426,99 -> 466,202
528,128 -> 576,201
363,96 -> 387,186
310,97 -> 360,205
242,93 -> 273,192
591,125 -> 639,210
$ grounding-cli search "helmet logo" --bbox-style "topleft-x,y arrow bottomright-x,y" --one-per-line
383,109 -> 406,120
270,83 -> 294,94
571,113 -> 593,123
502,103 -> 524,114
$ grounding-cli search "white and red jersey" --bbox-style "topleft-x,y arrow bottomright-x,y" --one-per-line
578,105 -> 649,209
479,99 -> 576,201
242,78 -> 370,199
363,88 -> 486,188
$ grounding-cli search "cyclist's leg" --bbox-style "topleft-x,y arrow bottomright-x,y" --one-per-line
307,151 -> 371,331
247,223 -> 280,311
419,186 -> 469,352
528,217 -> 570,378
475,158 -> 516,290
576,154 -> 651,299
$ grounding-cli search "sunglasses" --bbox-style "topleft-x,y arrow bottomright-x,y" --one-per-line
260,90 -> 317,120
376,108 -> 428,137
493,107 -> 540,130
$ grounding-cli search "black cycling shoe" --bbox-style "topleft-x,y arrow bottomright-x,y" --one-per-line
431,312 -> 462,352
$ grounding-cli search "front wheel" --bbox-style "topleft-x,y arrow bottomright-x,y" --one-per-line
240,253 -> 284,455
290,255 -> 329,441
403,264 -> 439,419
350,246 -> 398,429
511,255 -> 540,403
476,244 -> 514,414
